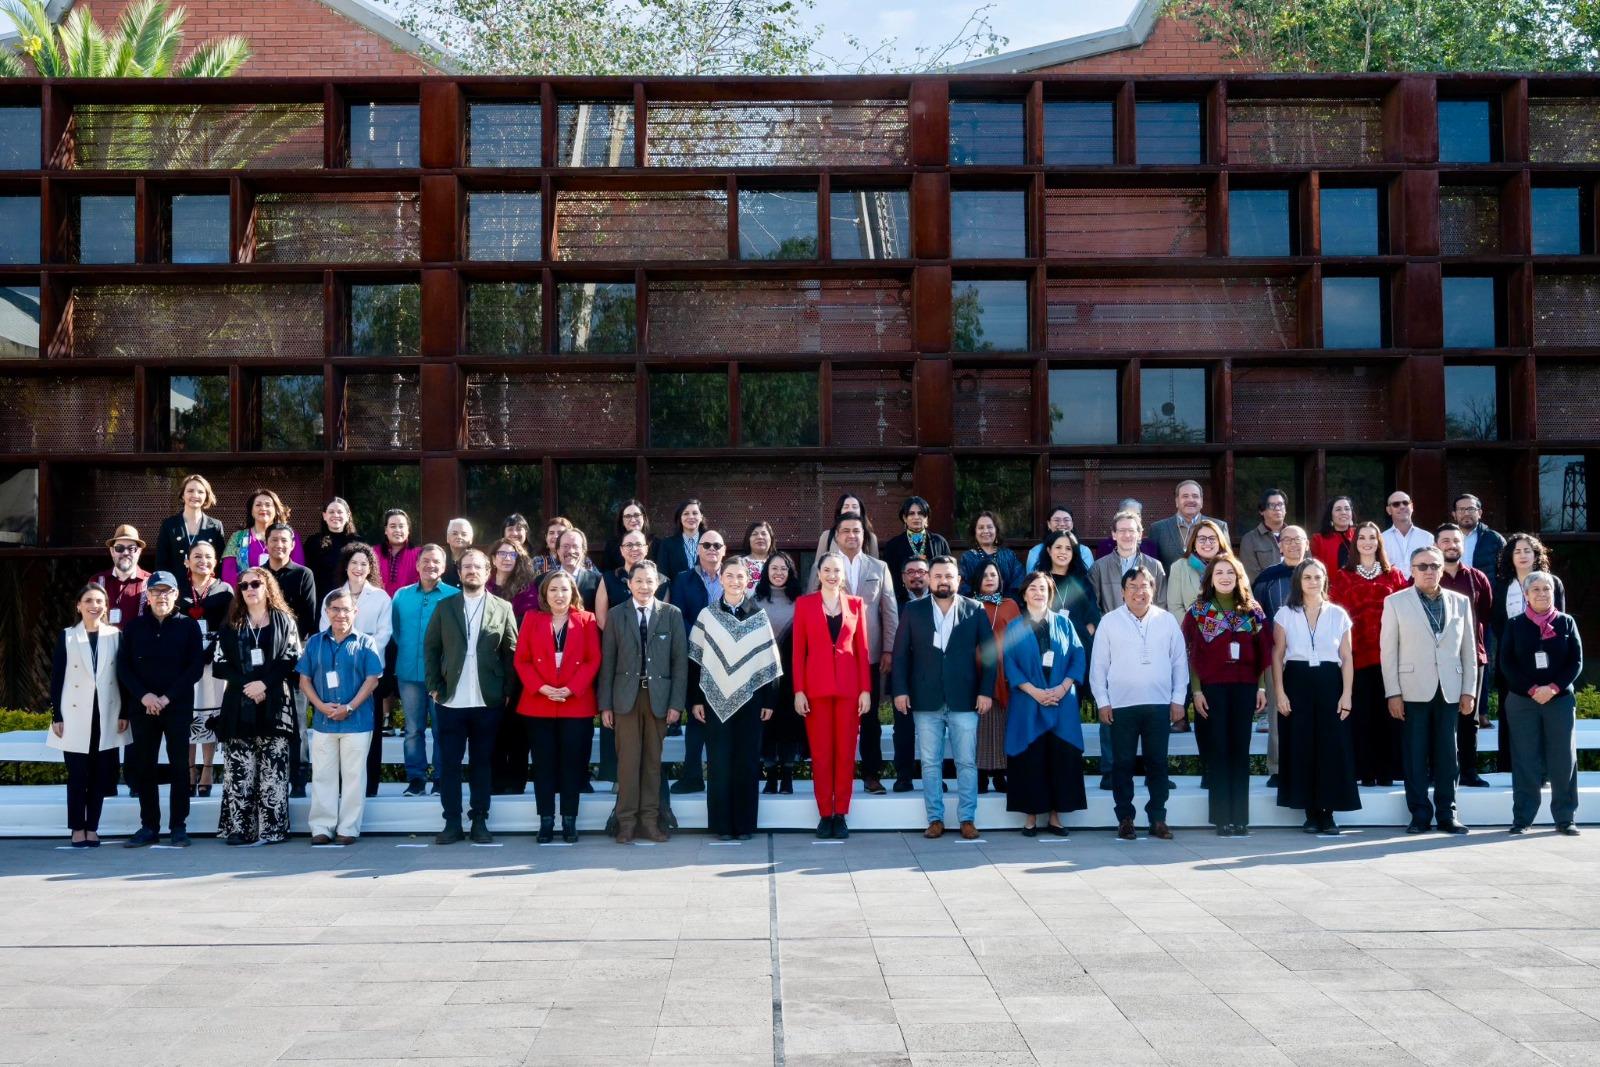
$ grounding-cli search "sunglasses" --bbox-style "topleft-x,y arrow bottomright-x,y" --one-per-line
112,544 -> 139,554
701,542 -> 725,550
1412,562 -> 1442,572
1388,500 -> 1411,508
238,580 -> 266,590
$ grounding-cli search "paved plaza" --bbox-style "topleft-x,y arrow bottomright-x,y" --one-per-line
3,828 -> 1600,1066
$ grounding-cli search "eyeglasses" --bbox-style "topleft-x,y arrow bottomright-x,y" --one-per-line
494,550 -> 519,560
111,544 -> 139,554
1455,505 -> 1481,513
1412,562 -> 1442,572
147,587 -> 176,596
1387,499 -> 1411,508
238,580 -> 266,590
701,542 -> 725,550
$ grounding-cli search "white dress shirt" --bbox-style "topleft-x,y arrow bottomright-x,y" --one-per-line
1382,525 -> 1435,580
1274,603 -> 1352,665
931,597 -> 957,651
1089,604 -> 1187,710
443,590 -> 488,709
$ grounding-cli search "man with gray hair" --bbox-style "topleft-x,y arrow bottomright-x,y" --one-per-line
1148,480 -> 1229,567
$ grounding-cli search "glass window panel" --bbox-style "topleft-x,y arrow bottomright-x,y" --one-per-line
650,371 -> 728,447
1320,187 -> 1380,255
738,190 -> 817,260
557,282 -> 635,353
261,375 -> 324,451
830,188 -> 909,260
464,463 -> 543,541
467,281 -> 542,355
1048,368 -> 1118,445
0,197 -> 39,264
1233,457 -> 1297,532
950,100 -> 1024,166
953,280 -> 1029,352
169,194 -> 230,264
1438,100 -> 1493,164
954,458 -> 1032,545
951,190 -> 1026,258
343,463 -> 420,541
0,286 -> 40,359
350,283 -> 421,357
556,102 -> 635,167
469,102 -> 542,166
77,195 -> 135,263
1444,365 -> 1499,441
0,466 -> 39,546
1325,454 -> 1388,527
1139,367 -> 1207,443
468,192 -> 542,261
1539,454 -> 1588,532
557,462 -> 635,543
167,375 -> 230,452
1230,188 -> 1292,256
0,108 -> 41,170
1136,100 -> 1203,164
1322,276 -> 1385,348
1442,276 -> 1499,348
1532,186 -> 1584,255
349,103 -> 420,168
741,371 -> 819,447
1044,101 -> 1114,165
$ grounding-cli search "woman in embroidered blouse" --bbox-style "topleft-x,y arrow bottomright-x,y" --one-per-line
1182,556 -> 1272,837
1329,522 -> 1407,787
1492,533 -> 1567,775
742,521 -> 775,584
1003,571 -> 1089,836
1272,558 -> 1359,835
221,488 -> 303,585
973,560 -> 1020,795
1311,495 -> 1357,573
959,510 -> 1023,596
755,552 -> 802,795
1166,519 -> 1229,741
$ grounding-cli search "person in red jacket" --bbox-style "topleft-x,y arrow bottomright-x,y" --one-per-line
1311,496 -> 1357,573
1329,522 -> 1408,787
514,571 -> 601,844
791,551 -> 872,838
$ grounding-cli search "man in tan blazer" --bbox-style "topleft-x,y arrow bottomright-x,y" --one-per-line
1379,546 -> 1479,835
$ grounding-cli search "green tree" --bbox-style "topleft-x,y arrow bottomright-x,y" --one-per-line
1,0 -> 251,77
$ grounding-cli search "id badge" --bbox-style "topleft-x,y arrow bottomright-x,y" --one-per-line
1535,651 -> 1550,670
554,651 -> 565,669
1229,641 -> 1241,661
1041,650 -> 1054,670
197,619 -> 208,636
1309,657 -> 1320,668
109,608 -> 122,625
325,670 -> 340,689
250,648 -> 264,667
1139,648 -> 1152,665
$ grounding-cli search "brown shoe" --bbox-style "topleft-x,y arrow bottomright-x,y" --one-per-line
334,835 -> 357,845
863,777 -> 886,795
614,828 -> 635,845
960,821 -> 979,840
1116,819 -> 1136,841
310,834 -> 333,846
643,826 -> 670,843
1151,821 -> 1174,840
924,820 -> 945,839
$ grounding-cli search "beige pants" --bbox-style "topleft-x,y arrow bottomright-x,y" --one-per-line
309,730 -> 370,838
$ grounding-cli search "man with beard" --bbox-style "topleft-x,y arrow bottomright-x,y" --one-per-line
93,524 -> 151,796
1436,523 -> 1494,787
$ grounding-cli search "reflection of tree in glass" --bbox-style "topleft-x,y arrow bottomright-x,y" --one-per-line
742,372 -> 818,447
651,373 -> 727,447
1445,395 -> 1498,441
558,283 -> 635,353
350,284 -> 420,357
557,462 -> 635,540
954,458 -> 1032,545
465,464 -> 543,541
344,465 -> 420,543
1539,455 -> 1588,532
262,375 -> 323,451
468,282 -> 543,355
169,375 -> 229,452
953,286 -> 991,352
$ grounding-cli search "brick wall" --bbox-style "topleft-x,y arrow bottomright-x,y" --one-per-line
75,0 -> 437,76
1038,8 -> 1263,75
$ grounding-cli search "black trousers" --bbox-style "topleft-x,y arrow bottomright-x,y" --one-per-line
130,706 -> 193,832
679,710 -> 706,786
365,721 -> 384,797
64,712 -> 118,832
1110,704 -> 1171,824
856,666 -> 913,780
491,708 -> 530,794
437,703 -> 501,826
1402,690 -> 1460,827
529,716 -> 591,819
1456,664 -> 1485,780
1201,683 -> 1256,828
1351,664 -> 1401,783
705,703 -> 765,836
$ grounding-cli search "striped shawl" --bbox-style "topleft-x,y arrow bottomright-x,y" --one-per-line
688,604 -> 783,722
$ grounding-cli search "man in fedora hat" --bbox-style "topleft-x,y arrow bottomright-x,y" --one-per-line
93,525 -> 151,628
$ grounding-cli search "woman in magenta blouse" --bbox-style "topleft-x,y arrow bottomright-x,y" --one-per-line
220,488 -> 303,585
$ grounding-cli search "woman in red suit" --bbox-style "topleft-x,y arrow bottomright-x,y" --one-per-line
1328,522 -> 1407,787
1312,495 -> 1357,572
514,571 -> 600,845
791,551 -> 872,839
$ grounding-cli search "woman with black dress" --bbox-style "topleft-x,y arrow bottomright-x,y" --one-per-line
302,497 -> 359,604
49,582 -> 129,847
153,473 -> 226,576
755,551 -> 802,793
1003,571 -> 1089,836
179,540 -> 233,798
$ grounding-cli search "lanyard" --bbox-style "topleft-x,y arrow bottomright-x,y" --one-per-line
462,595 -> 486,651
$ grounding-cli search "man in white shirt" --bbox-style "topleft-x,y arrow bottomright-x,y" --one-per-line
1090,566 -> 1189,841
1381,492 -> 1434,580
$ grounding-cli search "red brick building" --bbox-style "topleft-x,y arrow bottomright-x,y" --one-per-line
952,0 -> 1258,76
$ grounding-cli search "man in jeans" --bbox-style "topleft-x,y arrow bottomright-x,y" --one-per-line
390,544 -> 459,796
298,588 -> 384,844
1090,566 -> 1188,841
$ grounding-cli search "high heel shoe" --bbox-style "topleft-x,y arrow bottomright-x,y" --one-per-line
778,765 -> 794,794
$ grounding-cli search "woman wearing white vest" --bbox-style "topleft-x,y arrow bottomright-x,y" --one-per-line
48,582 -> 130,847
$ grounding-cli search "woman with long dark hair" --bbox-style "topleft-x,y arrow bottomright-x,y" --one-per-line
653,499 -> 705,582
221,488 -> 303,584
601,499 -> 650,572
812,490 -> 880,563
303,497 -> 360,604
755,551 -> 803,794
49,582 -> 128,846
1329,522 -> 1407,787
1311,495 -> 1356,573
958,510 -> 1023,596
376,508 -> 421,593
742,520 -> 776,584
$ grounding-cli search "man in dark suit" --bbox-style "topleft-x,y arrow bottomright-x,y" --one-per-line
1147,480 -> 1230,568
880,496 -> 950,604
890,556 -> 997,840
665,530 -> 727,794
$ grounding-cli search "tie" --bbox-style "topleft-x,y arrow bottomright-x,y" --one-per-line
638,607 -> 650,687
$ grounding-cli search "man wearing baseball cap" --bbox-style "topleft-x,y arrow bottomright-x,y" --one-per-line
115,571 -> 206,847
92,525 -> 151,628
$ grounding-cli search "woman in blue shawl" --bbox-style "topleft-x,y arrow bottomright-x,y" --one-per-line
1003,570 -> 1089,836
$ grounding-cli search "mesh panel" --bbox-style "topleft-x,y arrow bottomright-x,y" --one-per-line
1232,365 -> 1389,443
341,372 -> 420,451
649,279 -> 912,354
1044,186 -> 1208,257
1046,277 -> 1298,351
69,284 -> 325,359
1227,99 -> 1383,165
829,367 -> 913,448
646,100 -> 908,167
953,367 -> 1032,446
1438,186 -> 1500,255
1529,98 -> 1600,163
53,464 -> 322,547
72,103 -> 325,170
254,192 -> 420,263
1,376 -> 135,453
1050,459 -> 1212,540
648,460 -> 913,544
1536,363 -> 1600,438
556,189 -> 727,261
466,371 -> 636,449
1445,452 -> 1512,533
1534,275 -> 1600,347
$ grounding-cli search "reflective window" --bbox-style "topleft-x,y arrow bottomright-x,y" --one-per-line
1325,454 -> 1388,526
261,375 -> 324,451
349,103 -> 420,168
344,464 -> 420,541
1320,187 -> 1381,255
77,195 -> 135,264
1136,101 -> 1203,164
557,282 -> 635,353
1438,100 -> 1494,163
349,283 -> 421,357
739,190 -> 817,260
953,280 -> 1029,352
741,371 -> 819,447
469,102 -> 542,166
1044,101 -> 1114,165
954,458 -> 1032,545
1539,454 -> 1588,532
169,194 -> 231,264
650,371 -> 727,447
1322,276 -> 1385,348
167,375 -> 230,452
950,100 -> 1024,166
556,102 -> 634,167
0,467 -> 38,545
468,192 -> 541,261
1233,457 -> 1297,531
951,190 -> 1026,258
1532,186 -> 1585,255
830,188 -> 909,260
464,463 -> 543,540
467,281 -> 542,355
1140,367 -> 1207,443
0,197 -> 39,264
1048,368 -> 1118,445
0,108 -> 41,170
1442,276 -> 1499,348
557,462 -> 635,540
1444,365 -> 1499,440
1230,188 -> 1292,256
0,286 -> 40,359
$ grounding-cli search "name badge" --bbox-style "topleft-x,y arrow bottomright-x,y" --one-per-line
554,651 -> 564,669
325,670 -> 340,689
1535,651 -> 1550,670
109,608 -> 122,624
250,648 -> 264,667
1229,641 -> 1240,661
197,619 -> 208,635
1309,657 -> 1320,668
1041,650 -> 1054,669
1139,649 -> 1152,665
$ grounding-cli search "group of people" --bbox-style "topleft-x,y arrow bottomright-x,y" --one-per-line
45,475 -> 1584,848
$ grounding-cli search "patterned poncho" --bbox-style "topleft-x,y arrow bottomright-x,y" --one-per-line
687,602 -> 783,722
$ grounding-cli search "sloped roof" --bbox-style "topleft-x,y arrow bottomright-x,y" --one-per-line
947,0 -> 1163,73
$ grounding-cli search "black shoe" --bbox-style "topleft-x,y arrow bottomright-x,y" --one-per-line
1217,825 -> 1232,837
224,833 -> 248,846
892,779 -> 914,793
1318,818 -> 1339,836
1509,825 -> 1529,835
737,833 -> 753,841
662,810 -> 679,832
562,817 -> 579,844
779,767 -> 794,795
536,817 -> 555,844
1302,819 -> 1318,834
1265,774 -> 1279,789
718,833 -> 734,842
1098,775 -> 1113,791
762,768 -> 779,795
1438,821 -> 1469,835
403,780 -> 425,797
666,723 -> 682,736
816,817 -> 833,839
169,828 -> 191,848
1558,823 -> 1581,836
670,778 -> 704,794
579,781 -> 594,794
289,784 -> 306,799
1047,823 -> 1068,837
435,824 -> 465,845
977,773 -> 989,795
1461,776 -> 1492,788
124,827 -> 159,848
1406,821 -> 1427,834
430,782 -> 441,796
1360,779 -> 1377,788
832,815 -> 848,840
1021,825 -> 1037,837
992,772 -> 1008,793
1377,779 -> 1394,787
198,784 -> 211,798
469,819 -> 494,844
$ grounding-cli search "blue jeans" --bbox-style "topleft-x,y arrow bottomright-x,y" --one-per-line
398,681 -> 438,784
914,709 -> 979,825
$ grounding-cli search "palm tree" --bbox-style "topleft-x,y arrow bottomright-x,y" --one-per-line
0,0 -> 251,77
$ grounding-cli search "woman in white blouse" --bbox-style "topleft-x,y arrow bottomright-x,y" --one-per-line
1271,558 -> 1359,835
319,543 -> 393,797
49,583 -> 130,846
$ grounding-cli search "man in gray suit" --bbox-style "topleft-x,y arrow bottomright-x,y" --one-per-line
598,561 -> 688,844
1147,479 -> 1230,567
1089,509 -> 1167,612
1380,546 -> 1479,835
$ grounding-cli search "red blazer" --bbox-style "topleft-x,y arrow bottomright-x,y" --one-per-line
514,609 -> 601,719
791,591 -> 871,701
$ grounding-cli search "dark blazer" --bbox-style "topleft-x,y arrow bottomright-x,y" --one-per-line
1148,514 -> 1230,568
213,610 -> 301,740
597,598 -> 688,718
881,531 -> 951,603
1469,523 -> 1509,586
423,592 -> 520,708
667,567 -> 718,634
1500,612 -> 1584,697
652,535 -> 696,583
890,595 -> 998,713
116,611 -> 206,713
153,512 -> 226,576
